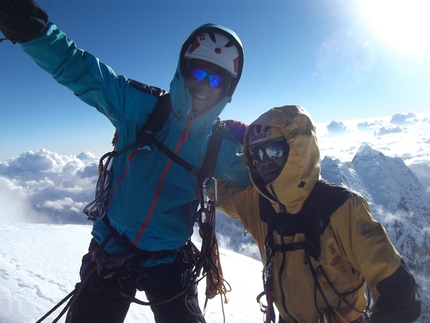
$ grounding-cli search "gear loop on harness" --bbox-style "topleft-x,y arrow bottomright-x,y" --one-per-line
95,252 -> 139,277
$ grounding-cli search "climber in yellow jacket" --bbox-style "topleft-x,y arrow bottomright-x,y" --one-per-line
214,105 -> 421,323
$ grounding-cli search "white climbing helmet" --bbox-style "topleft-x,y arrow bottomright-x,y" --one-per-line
184,32 -> 240,78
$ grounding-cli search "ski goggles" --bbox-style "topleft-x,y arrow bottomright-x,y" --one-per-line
251,139 -> 289,163
190,67 -> 224,89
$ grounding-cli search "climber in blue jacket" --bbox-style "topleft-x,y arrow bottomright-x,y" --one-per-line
0,1 -> 250,322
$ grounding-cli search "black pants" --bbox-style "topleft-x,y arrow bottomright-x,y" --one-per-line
66,239 -> 201,323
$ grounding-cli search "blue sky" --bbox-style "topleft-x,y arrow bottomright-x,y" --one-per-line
1,0 -> 429,160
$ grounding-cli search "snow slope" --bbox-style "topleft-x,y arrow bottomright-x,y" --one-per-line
0,223 -> 265,323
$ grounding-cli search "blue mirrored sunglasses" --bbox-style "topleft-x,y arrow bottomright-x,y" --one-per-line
252,141 -> 288,163
190,67 -> 224,89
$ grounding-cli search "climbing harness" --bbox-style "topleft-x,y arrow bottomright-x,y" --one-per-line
35,239 -> 189,323
38,93 -> 235,322
36,178 -> 228,323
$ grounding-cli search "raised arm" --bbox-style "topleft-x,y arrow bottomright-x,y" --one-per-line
0,0 -> 155,127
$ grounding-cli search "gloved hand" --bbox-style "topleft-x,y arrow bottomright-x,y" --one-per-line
224,119 -> 247,144
0,0 -> 48,43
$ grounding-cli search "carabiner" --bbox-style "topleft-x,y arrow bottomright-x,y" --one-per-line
201,176 -> 217,204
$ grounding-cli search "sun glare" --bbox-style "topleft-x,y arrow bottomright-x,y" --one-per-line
358,0 -> 430,57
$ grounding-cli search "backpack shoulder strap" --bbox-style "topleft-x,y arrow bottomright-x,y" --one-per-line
136,92 -> 171,154
135,96 -> 232,184
197,119 -> 230,186
134,92 -> 200,174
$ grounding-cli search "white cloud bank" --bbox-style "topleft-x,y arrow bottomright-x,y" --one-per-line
0,112 -> 429,322
1,112 -> 429,226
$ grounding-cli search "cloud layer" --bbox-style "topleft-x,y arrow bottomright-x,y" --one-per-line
1,112 -> 429,228
0,149 -> 99,224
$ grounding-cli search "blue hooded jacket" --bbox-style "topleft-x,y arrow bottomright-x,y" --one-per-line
21,22 -> 250,265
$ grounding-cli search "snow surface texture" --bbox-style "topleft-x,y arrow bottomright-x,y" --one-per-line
0,224 -> 265,323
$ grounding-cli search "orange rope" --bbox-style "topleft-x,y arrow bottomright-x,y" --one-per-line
205,236 -> 232,302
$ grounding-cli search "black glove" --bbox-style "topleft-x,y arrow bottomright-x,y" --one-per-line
0,0 -> 48,43
224,119 -> 247,144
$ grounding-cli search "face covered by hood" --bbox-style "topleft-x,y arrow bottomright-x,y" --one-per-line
169,23 -> 244,122
243,105 -> 321,214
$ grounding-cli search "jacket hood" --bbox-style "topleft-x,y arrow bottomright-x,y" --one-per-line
169,24 -> 244,124
243,105 -> 321,214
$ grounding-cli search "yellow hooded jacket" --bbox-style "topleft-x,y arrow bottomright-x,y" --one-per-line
216,105 -> 420,323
